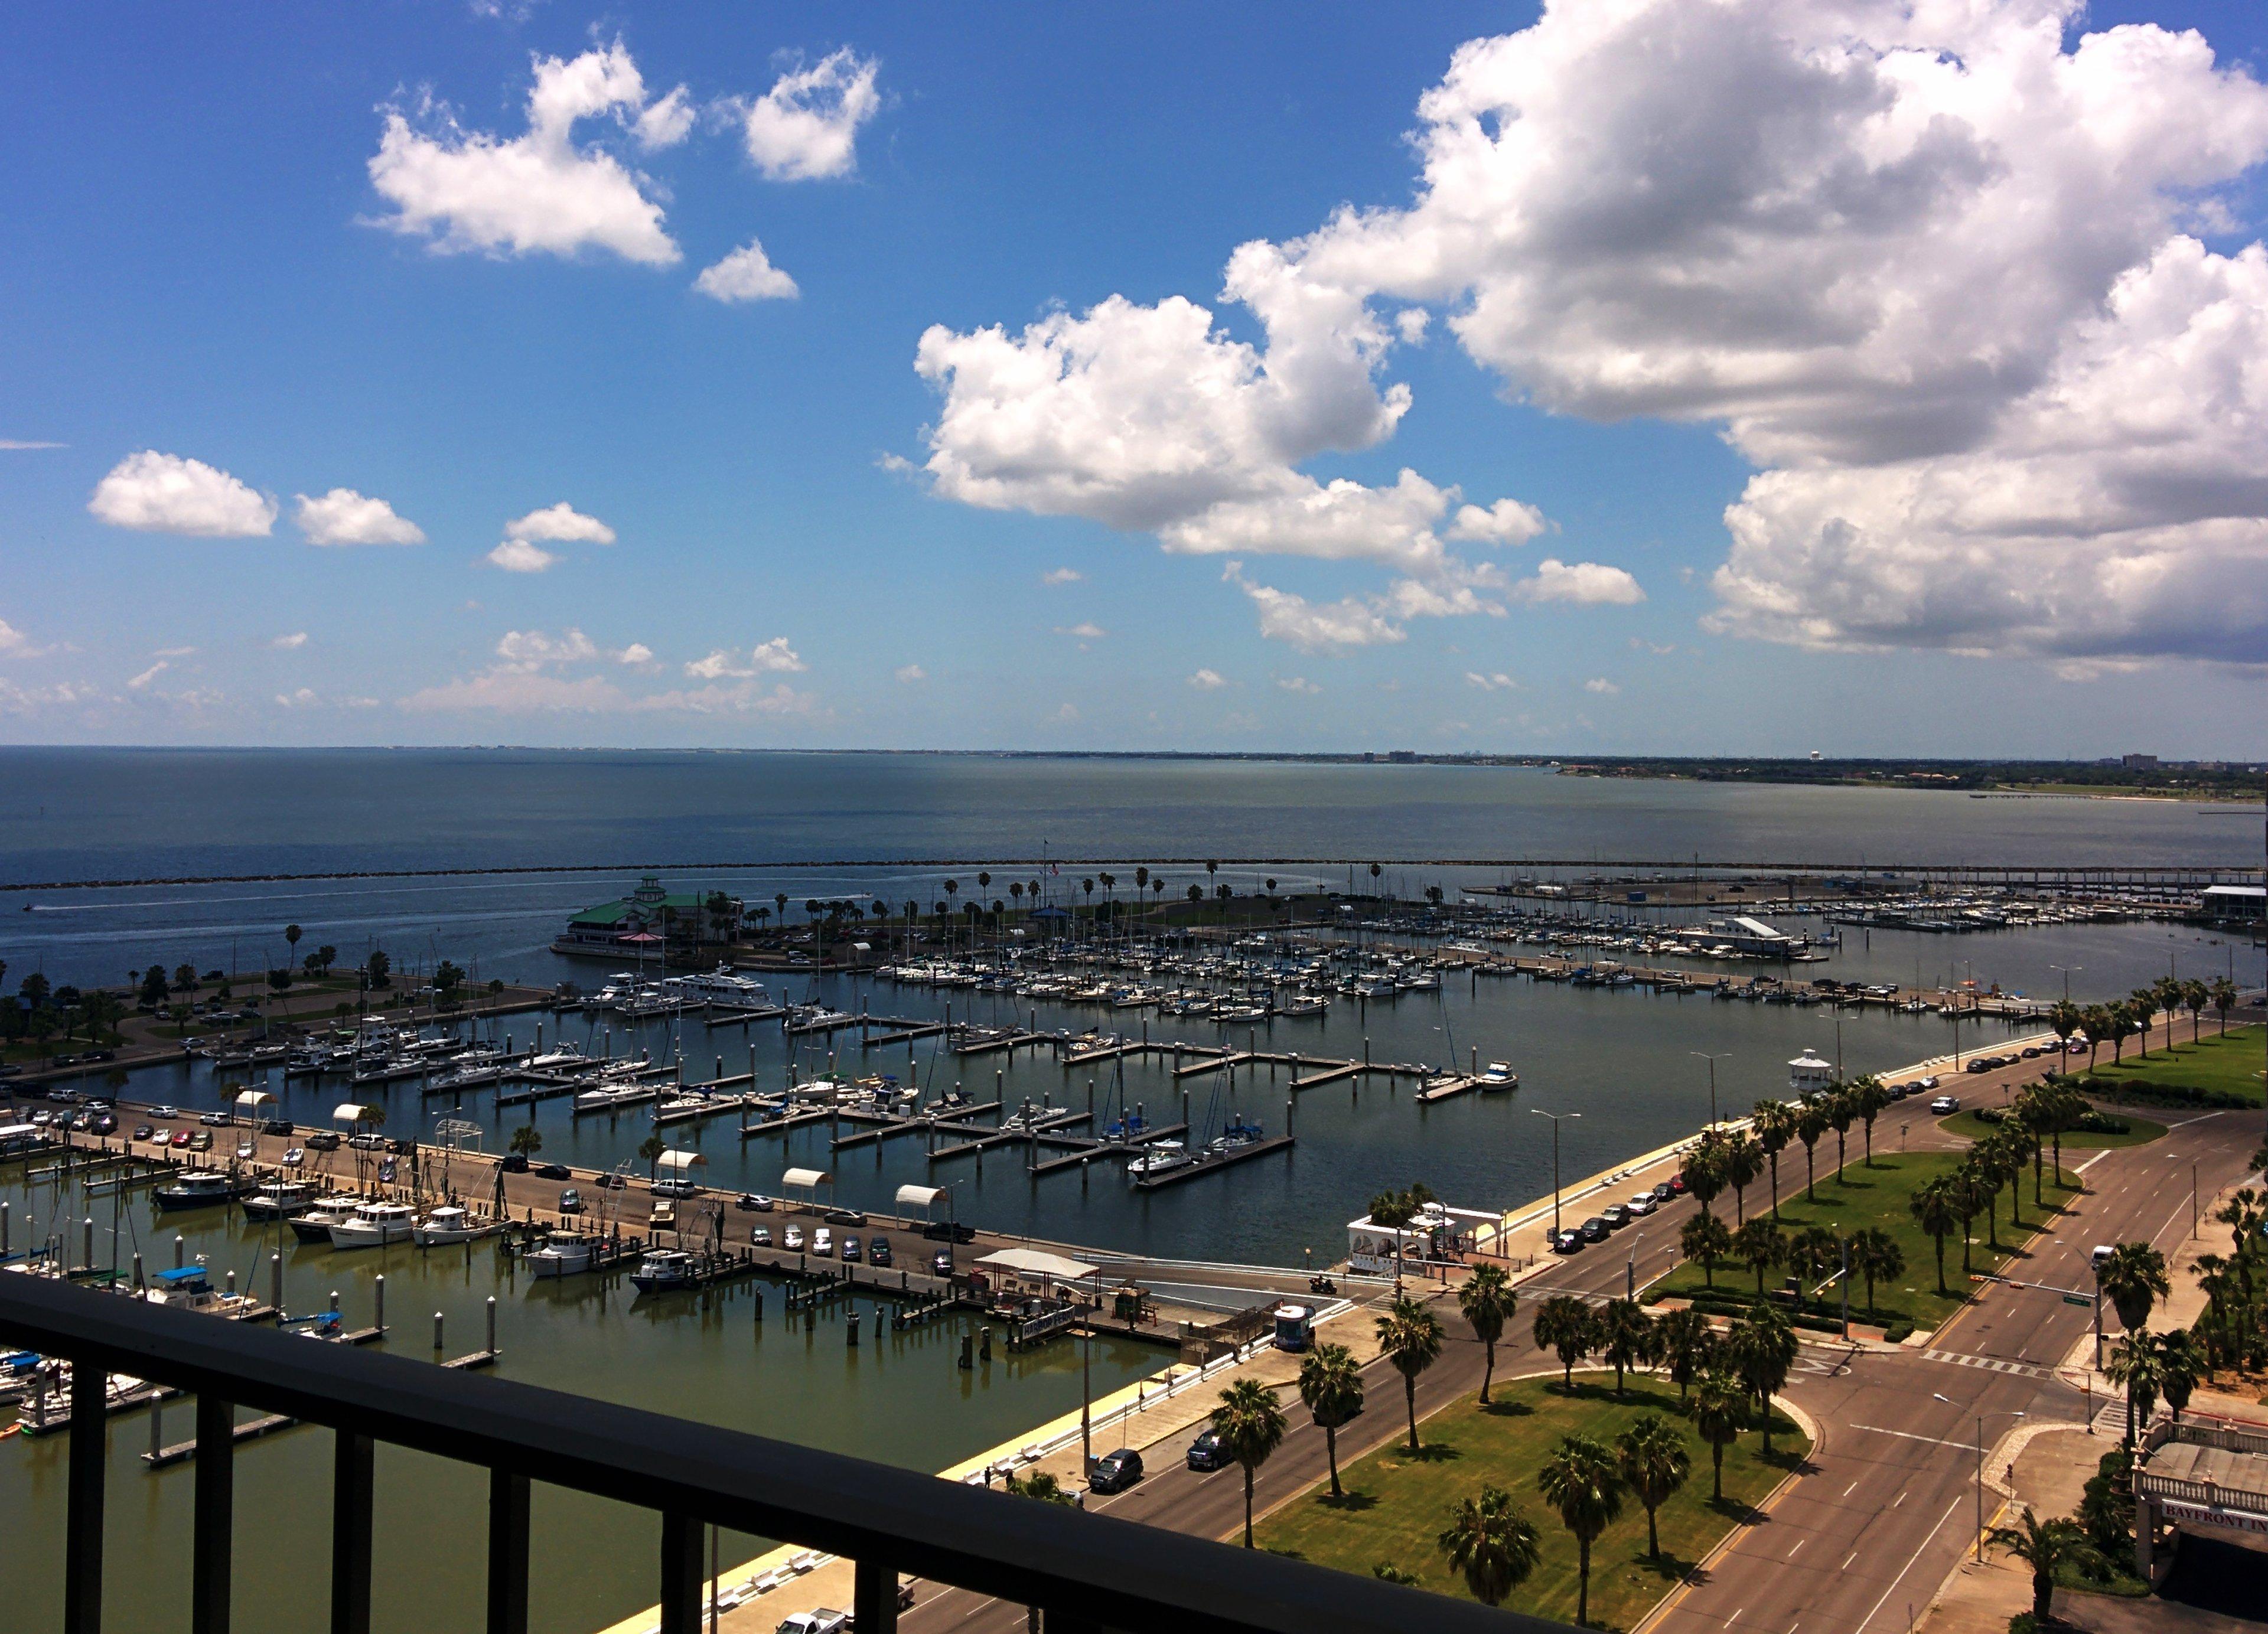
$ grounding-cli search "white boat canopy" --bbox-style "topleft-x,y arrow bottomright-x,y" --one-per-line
331,1103 -> 377,1124
781,1166 -> 832,1206
893,1183 -> 947,1218
654,1149 -> 706,1174
233,1089 -> 275,1111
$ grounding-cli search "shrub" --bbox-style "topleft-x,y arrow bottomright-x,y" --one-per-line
1881,1318 -> 1915,1343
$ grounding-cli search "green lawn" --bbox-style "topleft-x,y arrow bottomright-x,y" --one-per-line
1939,1109 -> 2166,1149
1653,1148 -> 2081,1329
2075,1026 -> 2263,1107
1256,1374 -> 1805,1630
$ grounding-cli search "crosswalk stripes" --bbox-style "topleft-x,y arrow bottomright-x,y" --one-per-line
1919,1346 -> 2048,1379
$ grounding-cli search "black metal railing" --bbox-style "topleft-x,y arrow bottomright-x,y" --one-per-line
2,1273 -> 1554,1634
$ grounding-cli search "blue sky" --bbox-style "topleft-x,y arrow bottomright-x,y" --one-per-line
2,1 -> 2265,756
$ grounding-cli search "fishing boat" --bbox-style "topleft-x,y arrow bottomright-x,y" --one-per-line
289,1195 -> 363,1243
328,1199 -> 416,1250
628,1247 -> 700,1294
153,1169 -> 243,1211
241,1178 -> 321,1220
412,1205 -> 496,1247
143,1264 -> 262,1317
1125,1140 -> 1193,1182
521,1231 -> 601,1279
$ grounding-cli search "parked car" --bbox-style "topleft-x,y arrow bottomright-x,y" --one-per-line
812,1228 -> 833,1256
922,1220 -> 976,1244
1089,1449 -> 1144,1493
93,1115 -> 117,1135
867,1237 -> 892,1268
1552,1229 -> 1585,1254
783,1226 -> 806,1251
499,1153 -> 529,1173
735,1193 -> 774,1212
1186,1429 -> 1231,1472
1601,1204 -> 1630,1228
236,1141 -> 256,1160
132,1124 -> 155,1142
557,1188 -> 584,1215
1625,1193 -> 1657,1216
1666,1173 -> 1689,1196
535,1162 -> 571,1181
596,1172 -> 627,1189
1928,1095 -> 1959,1115
200,1111 -> 230,1127
775,1610 -> 850,1634
840,1235 -> 861,1263
1579,1216 -> 1611,1243
150,1104 -> 179,1119
259,1117 -> 294,1135
170,1129 -> 193,1148
305,1130 -> 341,1151
1651,1181 -> 1676,1202
188,1131 -> 213,1152
824,1208 -> 869,1227
1916,1075 -> 1941,1091
751,1227 -> 773,1249
930,1249 -> 954,1276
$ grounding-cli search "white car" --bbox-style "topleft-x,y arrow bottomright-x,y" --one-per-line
1928,1095 -> 1959,1115
812,1227 -> 833,1256
783,1225 -> 805,1251
1625,1194 -> 1657,1216
776,1612 -> 849,1634
1915,1075 -> 1940,1091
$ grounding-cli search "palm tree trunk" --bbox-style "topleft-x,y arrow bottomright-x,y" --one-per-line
1481,1340 -> 1495,1405
1648,1503 -> 1660,1560
1243,1468 -> 1255,1545
1325,1423 -> 1341,1498
1961,1225 -> 1973,1277
1805,1147 -> 1816,1201
1405,1374 -> 1419,1453
1759,1397 -> 1773,1456
1577,1538 -> 1591,1626
1712,1444 -> 1724,1501
1769,1154 -> 1780,1220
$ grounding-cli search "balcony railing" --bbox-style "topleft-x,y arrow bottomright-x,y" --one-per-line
1,1271 -> 1556,1634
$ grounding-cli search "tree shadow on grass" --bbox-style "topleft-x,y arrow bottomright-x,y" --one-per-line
1318,1489 -> 1380,1513
1480,1398 -> 1534,1417
1409,1443 -> 1464,1464
1709,1493 -> 1767,1525
1625,1548 -> 1699,1585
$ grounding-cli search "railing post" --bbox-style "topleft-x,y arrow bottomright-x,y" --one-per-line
331,1430 -> 374,1634
659,1512 -> 702,1634
854,1555 -> 900,1634
487,1469 -> 530,1634
65,1364 -> 106,1634
193,1392 -> 235,1634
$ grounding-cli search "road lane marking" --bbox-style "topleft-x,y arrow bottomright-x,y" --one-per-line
2074,1152 -> 2110,1173
1850,1423 -> 1981,1451
1843,1551 -> 1858,1569
1722,1609 -> 1743,1629
1789,1538 -> 1805,1557
1856,1496 -> 1967,1634
1843,1480 -> 1859,1496
1892,1491 -> 1908,1508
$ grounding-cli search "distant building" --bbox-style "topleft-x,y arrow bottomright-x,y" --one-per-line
2200,885 -> 2265,922
558,875 -> 706,954
1788,1049 -> 1834,1097
2122,752 -> 2161,770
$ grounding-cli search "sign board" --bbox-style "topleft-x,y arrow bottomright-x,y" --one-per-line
2063,1294 -> 2093,1307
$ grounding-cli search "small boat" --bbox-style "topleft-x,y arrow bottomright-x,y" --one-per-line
1480,1061 -> 1520,1092
522,1231 -> 600,1279
629,1248 -> 699,1294
144,1264 -> 262,1317
328,1200 -> 416,1250
1126,1141 -> 1193,1182
289,1195 -> 362,1243
412,1205 -> 496,1247
153,1169 -> 242,1211
242,1179 -> 321,1220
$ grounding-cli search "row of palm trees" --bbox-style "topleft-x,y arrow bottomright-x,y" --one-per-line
1678,1212 -> 1907,1311
1204,1271 -> 1799,1620
1905,1081 -> 2090,1292
2044,974 -> 2241,1071
1675,1077 -> 1897,1228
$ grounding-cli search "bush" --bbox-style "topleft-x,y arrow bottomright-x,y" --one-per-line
2092,1082 -> 2249,1110
2080,1447 -> 2135,1565
1881,1318 -> 1915,1343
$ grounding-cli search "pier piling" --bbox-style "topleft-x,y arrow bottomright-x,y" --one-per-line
487,1297 -> 497,1356
433,1313 -> 444,1352
271,1253 -> 281,1317
132,1251 -> 142,1290
374,1276 -> 384,1335
174,1235 -> 185,1270
82,1216 -> 93,1271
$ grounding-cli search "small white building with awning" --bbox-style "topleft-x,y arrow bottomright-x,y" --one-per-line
973,1247 -> 1102,1299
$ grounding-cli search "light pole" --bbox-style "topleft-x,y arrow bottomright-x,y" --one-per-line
2051,964 -> 2081,1004
1938,1396 -> 2025,1561
1690,1052 -> 1731,1128
1531,1108 -> 1580,1242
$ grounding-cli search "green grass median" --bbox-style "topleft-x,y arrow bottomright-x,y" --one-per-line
1254,1373 -> 1805,1630
2075,1026 -> 2263,1108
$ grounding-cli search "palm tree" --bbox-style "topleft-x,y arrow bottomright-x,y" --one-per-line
1692,1370 -> 1746,1502
1848,1077 -> 1890,1167
1681,1211 -> 1733,1288
1374,1296 -> 1444,1453
1598,1298 -> 1657,1398
2105,1333 -> 2167,1450
1210,1378 -> 1288,1547
1847,1228 -> 1904,1317
1726,1306 -> 1797,1456
1724,1137 -> 1764,1225
1987,1508 -> 2103,1622
1533,1295 -> 1599,1392
2097,1242 -> 2170,1335
2047,999 -> 2081,1058
1682,1138 -> 1726,1219
1656,1309 -> 1716,1401
1733,1217 -> 1785,1299
508,1124 -> 543,1160
1751,1099 -> 1797,1219
1824,1087 -> 1858,1179
1436,1485 -> 1540,1608
2103,1002 -> 2134,1065
1536,1434 -> 1624,1626
1785,1224 -> 1840,1290
2211,978 -> 2238,1035
1457,1263 -> 1517,1404
1794,1100 -> 1829,1200
1617,1414 -> 1692,1560
1296,1343 -> 1364,1498
1947,1165 -> 1985,1277
637,1132 -> 664,1180
2080,1003 -> 2109,1069
2181,978 -> 2210,1045
2127,987 -> 2158,1058
2159,1329 -> 2204,1426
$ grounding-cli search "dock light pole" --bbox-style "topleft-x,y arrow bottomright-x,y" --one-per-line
1530,1108 -> 1580,1241
1690,1053 -> 1731,1128
2050,964 -> 2081,1003
1938,1397 -> 2024,1561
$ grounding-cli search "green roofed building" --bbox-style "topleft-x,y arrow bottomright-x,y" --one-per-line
557,875 -> 710,955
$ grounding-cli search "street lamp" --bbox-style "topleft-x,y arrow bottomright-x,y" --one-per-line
2050,964 -> 2081,1004
1530,1108 -> 1581,1242
1690,1052 -> 1731,1127
1937,1395 -> 2025,1560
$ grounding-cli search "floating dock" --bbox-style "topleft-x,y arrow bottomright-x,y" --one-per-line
1129,1134 -> 1295,1191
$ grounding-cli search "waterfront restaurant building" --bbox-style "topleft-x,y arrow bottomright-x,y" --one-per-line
557,875 -> 707,955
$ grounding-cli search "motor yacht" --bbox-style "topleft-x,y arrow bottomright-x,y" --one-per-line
1480,1061 -> 1520,1091
412,1205 -> 496,1247
522,1231 -> 600,1279
1125,1140 -> 1193,1181
154,1169 -> 242,1211
241,1178 -> 321,1220
629,1248 -> 700,1294
289,1195 -> 363,1242
328,1199 -> 416,1250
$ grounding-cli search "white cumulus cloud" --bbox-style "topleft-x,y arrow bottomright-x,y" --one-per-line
505,501 -> 616,544
1583,677 -> 1620,696
486,539 -> 557,573
272,632 -> 309,650
1276,676 -> 1321,694
295,488 -> 426,546
1187,668 -> 1226,690
1042,567 -> 1084,585
694,238 -> 799,302
894,663 -> 926,683
89,451 -> 275,537
735,48 -> 881,182
685,637 -> 806,679
1055,622 -> 1107,642
1465,671 -> 1518,692
1511,559 -> 1646,607
369,42 -> 685,265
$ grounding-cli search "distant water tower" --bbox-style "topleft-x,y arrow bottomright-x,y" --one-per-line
1788,1048 -> 1834,1097
1808,749 -> 1823,761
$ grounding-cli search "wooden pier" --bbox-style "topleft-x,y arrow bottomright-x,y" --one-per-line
827,1102 -> 1001,1151
701,1005 -> 786,1028
929,1110 -> 1087,1161
1129,1134 -> 1295,1191
1026,1124 -> 1191,1177
1414,1074 -> 1482,1104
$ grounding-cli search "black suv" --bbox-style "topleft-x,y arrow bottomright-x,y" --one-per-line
1089,1449 -> 1143,1493
1187,1430 -> 1230,1472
